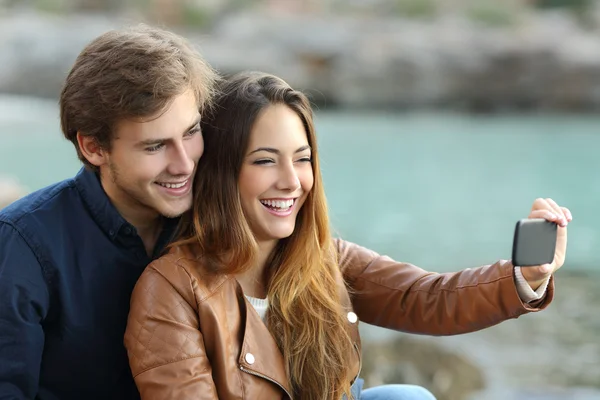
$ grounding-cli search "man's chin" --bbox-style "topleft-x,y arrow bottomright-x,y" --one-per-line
156,200 -> 192,219
158,211 -> 183,219
157,206 -> 188,219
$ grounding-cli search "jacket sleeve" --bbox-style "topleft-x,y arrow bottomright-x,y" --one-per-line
0,222 -> 49,399
335,238 -> 554,336
124,260 -> 219,400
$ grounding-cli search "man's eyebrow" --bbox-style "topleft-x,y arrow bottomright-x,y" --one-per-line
138,137 -> 165,146
248,145 -> 311,155
185,116 -> 202,133
136,116 -> 201,147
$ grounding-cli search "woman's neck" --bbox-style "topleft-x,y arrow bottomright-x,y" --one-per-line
235,239 -> 277,299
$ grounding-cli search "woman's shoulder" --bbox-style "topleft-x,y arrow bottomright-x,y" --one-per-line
140,245 -> 230,300
147,245 -> 198,278
332,238 -> 380,260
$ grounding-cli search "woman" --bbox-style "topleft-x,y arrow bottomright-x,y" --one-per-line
124,72 -> 571,400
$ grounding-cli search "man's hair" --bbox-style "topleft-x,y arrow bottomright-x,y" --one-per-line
60,24 -> 219,170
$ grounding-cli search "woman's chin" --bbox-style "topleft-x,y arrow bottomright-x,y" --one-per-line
270,227 -> 296,241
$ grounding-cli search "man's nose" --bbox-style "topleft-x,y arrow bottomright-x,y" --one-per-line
167,142 -> 195,176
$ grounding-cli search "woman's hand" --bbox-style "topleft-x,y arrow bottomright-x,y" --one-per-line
519,198 -> 572,290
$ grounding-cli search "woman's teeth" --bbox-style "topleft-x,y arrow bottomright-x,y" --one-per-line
260,199 -> 294,210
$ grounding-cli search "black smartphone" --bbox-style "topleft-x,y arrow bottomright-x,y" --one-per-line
512,219 -> 557,267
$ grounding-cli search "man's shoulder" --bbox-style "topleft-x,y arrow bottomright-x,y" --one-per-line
0,176 -> 78,228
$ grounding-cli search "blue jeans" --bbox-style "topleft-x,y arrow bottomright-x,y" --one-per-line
350,378 -> 436,400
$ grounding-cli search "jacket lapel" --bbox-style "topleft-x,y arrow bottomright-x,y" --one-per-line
234,283 -> 293,398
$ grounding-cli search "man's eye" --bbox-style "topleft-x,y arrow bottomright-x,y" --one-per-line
145,143 -> 164,153
186,125 -> 201,137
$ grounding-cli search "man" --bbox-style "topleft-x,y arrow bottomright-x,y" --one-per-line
0,25 -> 218,399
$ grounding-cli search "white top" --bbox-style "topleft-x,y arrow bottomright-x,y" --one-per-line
245,295 -> 269,321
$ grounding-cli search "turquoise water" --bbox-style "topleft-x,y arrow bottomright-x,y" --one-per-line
1,96 -> 597,272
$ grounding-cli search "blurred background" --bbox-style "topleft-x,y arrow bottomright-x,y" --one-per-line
0,0 -> 599,399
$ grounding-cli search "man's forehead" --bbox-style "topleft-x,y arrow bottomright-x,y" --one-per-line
113,112 -> 200,143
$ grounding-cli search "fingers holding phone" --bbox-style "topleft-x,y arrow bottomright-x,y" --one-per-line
530,197 -> 571,227
516,198 -> 572,289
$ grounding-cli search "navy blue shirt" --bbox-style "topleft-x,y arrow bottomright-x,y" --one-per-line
0,168 -> 177,400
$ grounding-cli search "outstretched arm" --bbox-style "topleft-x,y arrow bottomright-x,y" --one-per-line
338,238 -> 554,336
338,197 -> 571,335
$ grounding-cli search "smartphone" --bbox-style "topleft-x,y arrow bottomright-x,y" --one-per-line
512,219 -> 557,267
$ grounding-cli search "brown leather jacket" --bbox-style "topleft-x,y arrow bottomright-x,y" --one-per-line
124,239 -> 553,400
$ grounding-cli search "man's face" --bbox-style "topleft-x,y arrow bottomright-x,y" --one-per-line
100,89 -> 203,222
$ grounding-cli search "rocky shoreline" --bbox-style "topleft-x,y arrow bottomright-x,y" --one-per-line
4,9 -> 600,111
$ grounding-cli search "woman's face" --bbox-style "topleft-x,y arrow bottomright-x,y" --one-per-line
238,103 -> 314,245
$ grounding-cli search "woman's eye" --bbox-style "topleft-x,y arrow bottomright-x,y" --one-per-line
253,159 -> 274,165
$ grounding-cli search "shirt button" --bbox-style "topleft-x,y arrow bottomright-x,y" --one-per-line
347,312 -> 358,324
245,353 -> 255,365
124,227 -> 132,235
108,230 -> 115,236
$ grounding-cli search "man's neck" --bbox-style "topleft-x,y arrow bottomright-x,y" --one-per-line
100,175 -> 163,256
135,217 -> 164,257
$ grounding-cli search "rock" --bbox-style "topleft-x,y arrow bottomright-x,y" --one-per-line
0,12 -> 120,98
0,176 -> 27,209
360,335 -> 485,400
4,9 -> 600,110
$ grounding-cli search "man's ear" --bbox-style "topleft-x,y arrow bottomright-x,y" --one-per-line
77,132 -> 107,167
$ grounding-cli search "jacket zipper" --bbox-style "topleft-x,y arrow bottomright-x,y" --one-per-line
239,365 -> 293,399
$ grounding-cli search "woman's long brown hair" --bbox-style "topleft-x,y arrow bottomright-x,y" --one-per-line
174,72 -> 355,399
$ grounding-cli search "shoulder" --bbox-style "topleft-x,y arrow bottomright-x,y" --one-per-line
0,177 -> 79,267
0,177 -> 76,227
138,246 -> 230,304
333,238 -> 380,265
0,178 -> 74,261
